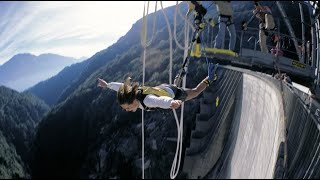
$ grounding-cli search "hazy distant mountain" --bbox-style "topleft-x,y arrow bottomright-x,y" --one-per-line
0,53 -> 77,92
26,59 -> 90,106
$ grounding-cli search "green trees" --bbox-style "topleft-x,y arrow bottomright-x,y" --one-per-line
0,131 -> 25,179
0,86 -> 50,178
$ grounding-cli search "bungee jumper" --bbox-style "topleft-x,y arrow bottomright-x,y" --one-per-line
97,63 -> 219,112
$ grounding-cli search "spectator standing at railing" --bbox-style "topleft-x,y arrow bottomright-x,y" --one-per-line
213,1 -> 236,51
253,1 -> 275,54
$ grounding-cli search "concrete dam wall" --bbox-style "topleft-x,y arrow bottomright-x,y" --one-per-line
182,66 -> 320,179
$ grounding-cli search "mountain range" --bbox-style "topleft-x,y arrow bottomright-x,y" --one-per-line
25,59 -> 90,106
0,53 -> 78,92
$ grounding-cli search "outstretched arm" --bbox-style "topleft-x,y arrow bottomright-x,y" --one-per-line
242,10 -> 259,30
97,78 -> 108,88
143,94 -> 182,109
97,78 -> 123,91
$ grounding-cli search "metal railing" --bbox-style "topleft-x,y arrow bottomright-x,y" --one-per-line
196,16 -> 315,66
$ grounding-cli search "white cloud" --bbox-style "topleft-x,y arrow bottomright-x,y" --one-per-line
0,1 -> 178,65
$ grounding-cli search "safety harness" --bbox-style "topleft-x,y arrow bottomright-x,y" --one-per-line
136,86 -> 172,111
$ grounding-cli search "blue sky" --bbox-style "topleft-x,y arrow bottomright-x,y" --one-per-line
0,1 -> 178,65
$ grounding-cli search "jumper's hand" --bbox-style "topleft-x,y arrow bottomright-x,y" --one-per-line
97,78 -> 108,88
170,100 -> 182,109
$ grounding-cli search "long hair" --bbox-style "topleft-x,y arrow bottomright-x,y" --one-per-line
117,77 -> 140,105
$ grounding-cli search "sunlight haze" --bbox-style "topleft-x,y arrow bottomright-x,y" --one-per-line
0,1 -> 178,64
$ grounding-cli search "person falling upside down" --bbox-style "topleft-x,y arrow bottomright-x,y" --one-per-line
97,64 -> 219,112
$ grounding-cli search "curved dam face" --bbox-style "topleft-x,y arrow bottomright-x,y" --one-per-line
182,66 -> 286,179
216,73 -> 285,178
